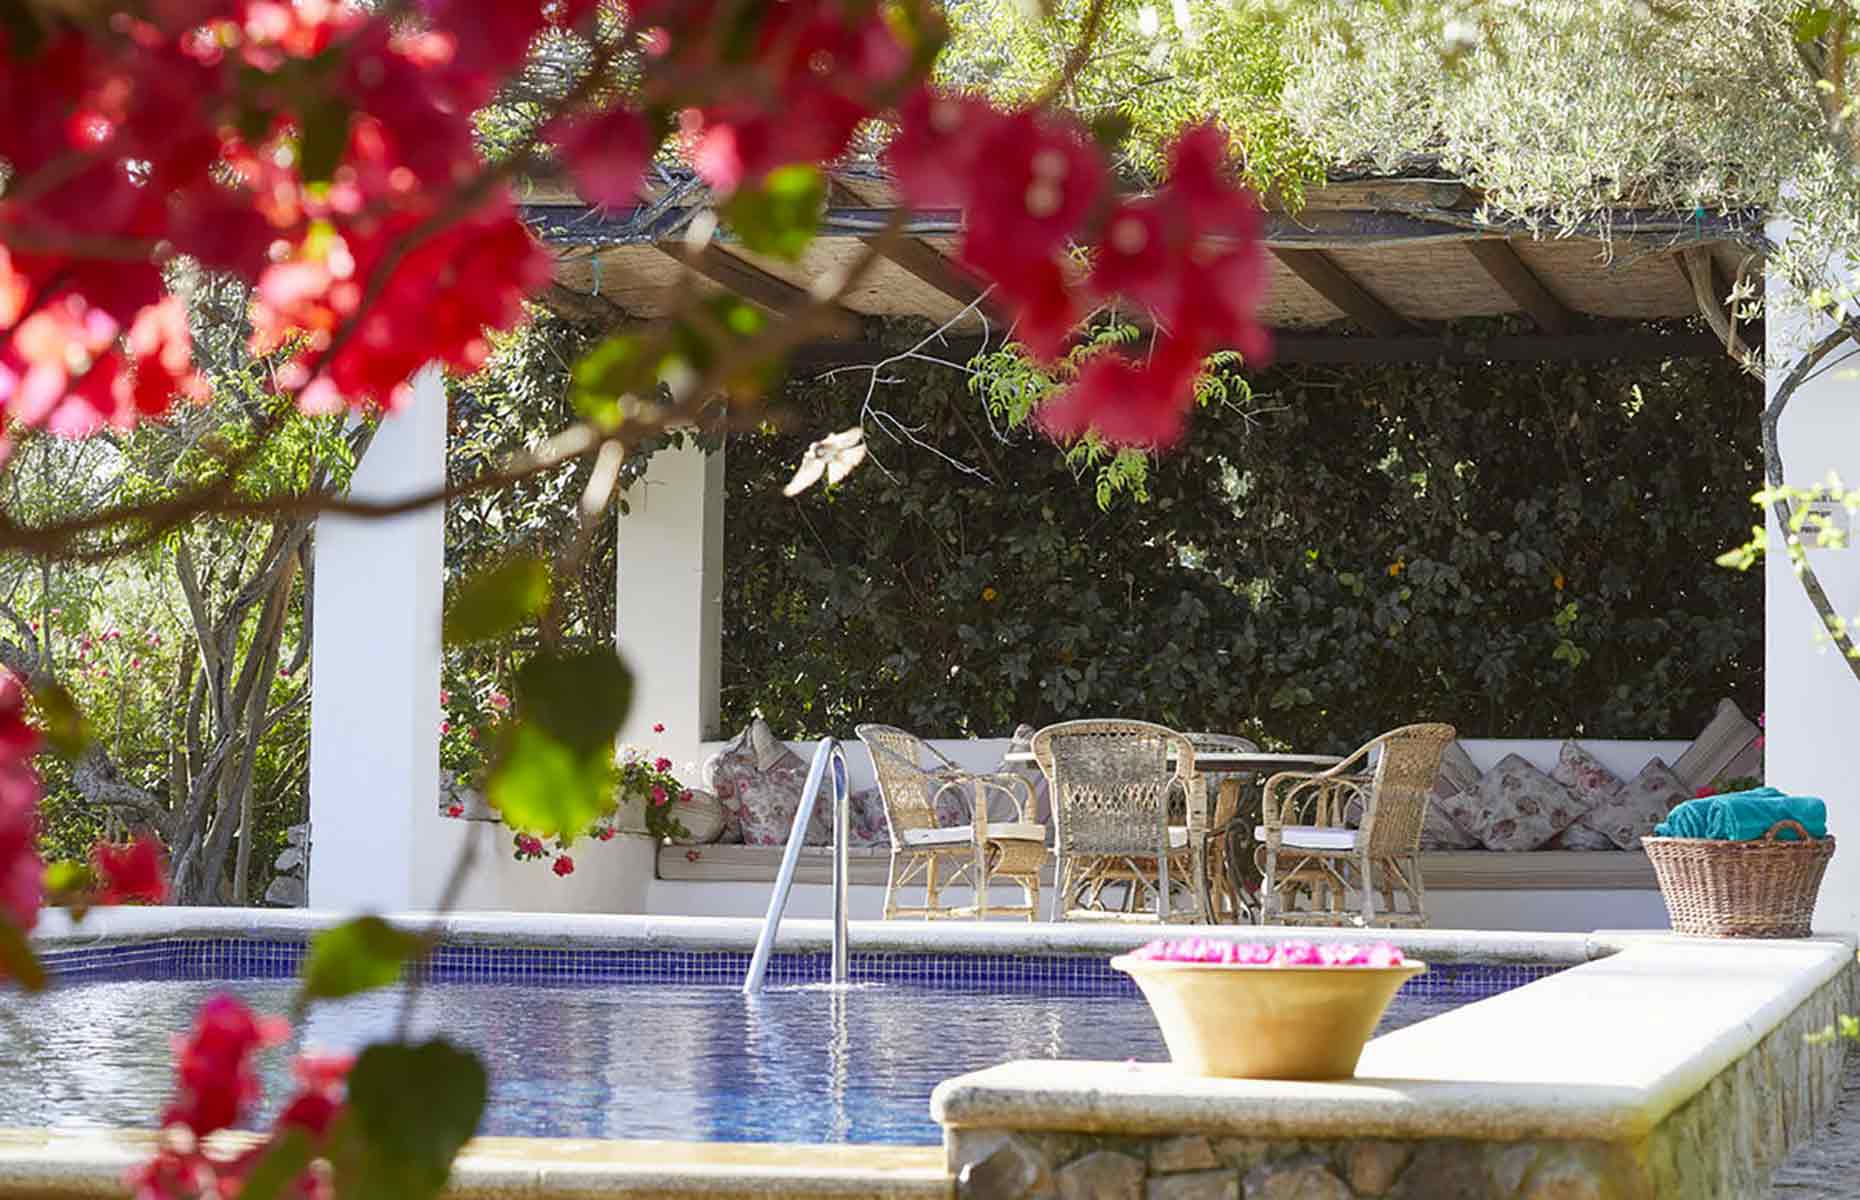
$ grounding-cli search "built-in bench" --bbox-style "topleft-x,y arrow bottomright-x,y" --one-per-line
648,734 -> 1682,931
655,843 -> 1659,890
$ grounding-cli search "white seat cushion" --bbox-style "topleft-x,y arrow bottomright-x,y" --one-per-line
1253,824 -> 1358,851
902,822 -> 1046,847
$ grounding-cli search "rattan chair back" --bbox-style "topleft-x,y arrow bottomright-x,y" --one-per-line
1030,720 -> 1195,859
1358,723 -> 1456,857
855,724 -> 941,850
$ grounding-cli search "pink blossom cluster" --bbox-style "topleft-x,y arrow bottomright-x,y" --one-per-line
1128,939 -> 1405,968
127,994 -> 351,1200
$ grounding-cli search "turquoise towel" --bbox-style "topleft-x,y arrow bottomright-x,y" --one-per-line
1654,787 -> 1827,842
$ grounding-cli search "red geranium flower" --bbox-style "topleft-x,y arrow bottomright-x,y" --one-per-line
552,855 -> 574,877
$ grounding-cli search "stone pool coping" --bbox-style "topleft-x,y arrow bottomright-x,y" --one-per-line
932,934 -> 1858,1145
29,905 -> 1615,966
0,1128 -> 949,1198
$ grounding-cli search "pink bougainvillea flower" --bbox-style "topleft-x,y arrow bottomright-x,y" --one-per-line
446,804 -> 463,818
552,854 -> 575,877
548,106 -> 655,208
650,785 -> 669,807
652,722 -> 665,733
653,756 -> 672,772
90,834 -> 168,905
273,1051 -> 352,1139
1036,334 -> 1205,450
164,994 -> 290,1137
488,692 -> 510,711
0,673 -> 44,940
1128,939 -> 1404,968
439,689 -> 450,704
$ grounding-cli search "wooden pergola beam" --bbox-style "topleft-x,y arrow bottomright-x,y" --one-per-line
786,328 -> 1733,370
1673,247 -> 1747,360
1466,240 -> 1575,335
540,281 -> 629,329
521,202 -> 1761,254
655,242 -> 815,315
1270,248 -> 1411,337
827,181 -> 1005,321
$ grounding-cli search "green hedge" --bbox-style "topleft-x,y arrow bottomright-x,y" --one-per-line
720,334 -> 1761,753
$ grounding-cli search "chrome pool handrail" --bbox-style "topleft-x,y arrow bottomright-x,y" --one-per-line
743,737 -> 851,992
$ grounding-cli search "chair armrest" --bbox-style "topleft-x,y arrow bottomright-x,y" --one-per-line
932,770 -> 1035,837
1260,770 -> 1370,830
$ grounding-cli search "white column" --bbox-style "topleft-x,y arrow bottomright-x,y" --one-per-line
1764,230 -> 1860,934
615,441 -> 725,788
307,366 -> 446,912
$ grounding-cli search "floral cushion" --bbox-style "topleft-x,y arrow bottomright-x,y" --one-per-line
1420,796 -> 1482,850
1573,757 -> 1689,850
1453,754 -> 1585,852
703,718 -> 831,846
1545,741 -> 1621,850
844,787 -> 889,847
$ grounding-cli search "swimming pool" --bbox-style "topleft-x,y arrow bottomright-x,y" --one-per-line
5,939 -> 1555,1145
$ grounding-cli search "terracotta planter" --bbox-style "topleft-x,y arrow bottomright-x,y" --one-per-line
1111,955 -> 1427,1079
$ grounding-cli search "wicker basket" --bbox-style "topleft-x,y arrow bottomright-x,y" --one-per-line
1642,820 -> 1835,938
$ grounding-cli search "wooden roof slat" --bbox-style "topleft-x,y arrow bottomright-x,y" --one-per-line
1466,240 -> 1576,335
1269,248 -> 1411,337
656,242 -> 817,315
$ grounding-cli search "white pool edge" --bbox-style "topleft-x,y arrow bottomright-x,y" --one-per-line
30,906 -> 1606,965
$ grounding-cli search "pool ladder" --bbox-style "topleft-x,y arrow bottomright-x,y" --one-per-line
743,738 -> 851,992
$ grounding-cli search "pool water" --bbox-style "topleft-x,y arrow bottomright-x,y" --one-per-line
1,950 -> 1549,1145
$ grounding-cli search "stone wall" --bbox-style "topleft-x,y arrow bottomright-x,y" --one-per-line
947,961 -> 1856,1200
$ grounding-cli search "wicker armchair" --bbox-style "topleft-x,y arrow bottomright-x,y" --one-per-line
1029,720 -> 1209,923
855,724 -> 1047,920
1185,732 -> 1261,922
1254,723 -> 1455,928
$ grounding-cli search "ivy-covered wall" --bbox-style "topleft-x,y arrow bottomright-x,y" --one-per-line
720,335 -> 1761,752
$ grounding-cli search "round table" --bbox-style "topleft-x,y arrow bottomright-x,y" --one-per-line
1000,749 -> 1344,923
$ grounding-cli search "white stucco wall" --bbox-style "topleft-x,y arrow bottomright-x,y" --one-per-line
1765,243 -> 1860,935
308,367 -> 449,912
615,441 -> 724,802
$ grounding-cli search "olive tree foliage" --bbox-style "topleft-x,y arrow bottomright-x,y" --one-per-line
1281,1 -> 1850,324
938,0 -> 1322,198
0,271 -> 356,905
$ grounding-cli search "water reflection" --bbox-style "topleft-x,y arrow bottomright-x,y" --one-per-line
0,976 -> 1459,1144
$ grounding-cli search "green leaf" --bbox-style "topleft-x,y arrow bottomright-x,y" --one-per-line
331,1040 -> 486,1200
300,916 -> 429,1004
513,648 -> 632,757
720,165 -> 825,261
444,557 -> 551,645
485,722 -> 615,839
33,682 -> 88,758
237,1129 -> 317,1200
569,332 -> 651,428
43,859 -> 94,905
298,96 -> 353,185
1794,3 -> 1837,43
0,920 -> 44,992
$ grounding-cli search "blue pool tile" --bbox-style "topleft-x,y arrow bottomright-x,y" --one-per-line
38,935 -> 1562,1002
